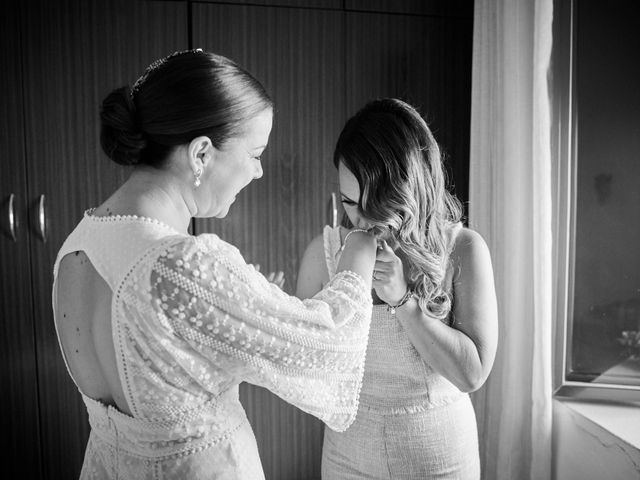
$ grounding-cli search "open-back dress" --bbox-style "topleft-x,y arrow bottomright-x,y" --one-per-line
52,211 -> 373,479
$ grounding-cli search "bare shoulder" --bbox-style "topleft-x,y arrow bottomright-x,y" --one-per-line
301,233 -> 326,264
450,227 -> 493,277
452,227 -> 490,255
296,232 -> 330,299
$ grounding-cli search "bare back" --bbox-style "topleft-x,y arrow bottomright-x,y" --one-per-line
55,251 -> 131,415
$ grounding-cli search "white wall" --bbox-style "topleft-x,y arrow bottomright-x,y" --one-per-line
553,400 -> 640,480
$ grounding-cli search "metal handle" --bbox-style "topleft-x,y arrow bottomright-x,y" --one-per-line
38,194 -> 47,243
8,193 -> 16,241
327,192 -> 338,228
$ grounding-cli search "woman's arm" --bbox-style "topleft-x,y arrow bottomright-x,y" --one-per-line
149,233 -> 377,431
296,227 -> 374,299
395,228 -> 498,392
295,234 -> 329,300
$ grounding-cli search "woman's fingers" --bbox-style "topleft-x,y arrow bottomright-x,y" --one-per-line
373,262 -> 394,273
252,263 -> 285,288
266,270 -> 285,288
273,271 -> 285,287
375,240 -> 397,262
372,270 -> 389,281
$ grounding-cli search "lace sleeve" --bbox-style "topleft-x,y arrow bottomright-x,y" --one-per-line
149,234 -> 372,431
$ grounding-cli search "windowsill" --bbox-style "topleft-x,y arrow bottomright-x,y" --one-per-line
554,397 -> 640,451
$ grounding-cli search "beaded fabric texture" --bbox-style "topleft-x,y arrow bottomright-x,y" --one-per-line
52,211 -> 373,479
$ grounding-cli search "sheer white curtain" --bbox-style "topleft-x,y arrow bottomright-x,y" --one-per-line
469,0 -> 554,479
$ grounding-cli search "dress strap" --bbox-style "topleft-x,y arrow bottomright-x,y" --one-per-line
322,225 -> 343,278
53,215 -> 117,289
53,210 -> 183,291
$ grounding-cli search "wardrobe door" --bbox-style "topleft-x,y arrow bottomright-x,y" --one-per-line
345,8 -> 473,208
0,4 -> 42,478
20,1 -> 188,477
192,4 -> 345,478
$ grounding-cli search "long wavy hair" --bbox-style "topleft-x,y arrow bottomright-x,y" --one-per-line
335,98 -> 463,321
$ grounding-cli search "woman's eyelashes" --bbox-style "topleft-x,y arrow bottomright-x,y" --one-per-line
248,149 -> 264,162
341,197 -> 358,207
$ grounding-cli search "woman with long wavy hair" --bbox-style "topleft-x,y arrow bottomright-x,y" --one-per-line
296,98 -> 498,479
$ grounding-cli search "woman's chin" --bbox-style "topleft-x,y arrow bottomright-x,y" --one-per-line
195,204 -> 231,220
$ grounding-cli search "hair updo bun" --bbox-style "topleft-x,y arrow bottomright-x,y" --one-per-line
99,50 -> 273,169
100,86 -> 147,166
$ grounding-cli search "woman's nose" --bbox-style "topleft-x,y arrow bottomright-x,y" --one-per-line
254,160 -> 263,179
355,218 -> 371,230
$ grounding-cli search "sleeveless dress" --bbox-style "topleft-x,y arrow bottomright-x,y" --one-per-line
52,210 -> 373,480
321,225 -> 480,480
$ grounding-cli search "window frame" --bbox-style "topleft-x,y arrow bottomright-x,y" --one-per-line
552,0 -> 640,403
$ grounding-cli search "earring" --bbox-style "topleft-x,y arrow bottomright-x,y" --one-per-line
194,168 -> 202,188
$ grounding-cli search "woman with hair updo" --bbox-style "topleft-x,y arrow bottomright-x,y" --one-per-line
52,49 -> 378,479
297,98 -> 498,479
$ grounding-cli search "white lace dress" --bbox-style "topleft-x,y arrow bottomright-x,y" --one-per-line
52,211 -> 373,479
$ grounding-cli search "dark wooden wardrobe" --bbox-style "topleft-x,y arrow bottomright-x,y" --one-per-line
0,1 -> 472,478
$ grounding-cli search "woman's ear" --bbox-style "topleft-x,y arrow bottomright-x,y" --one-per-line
187,136 -> 214,173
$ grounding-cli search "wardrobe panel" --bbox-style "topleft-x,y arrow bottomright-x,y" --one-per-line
192,3 -> 345,300
346,0 -> 474,17
0,3 -> 42,478
21,1 -> 188,477
197,0 -> 342,9
345,11 -> 473,210
193,4 -> 345,478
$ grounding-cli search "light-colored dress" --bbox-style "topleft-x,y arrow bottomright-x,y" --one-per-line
52,211 -> 373,479
321,225 -> 480,480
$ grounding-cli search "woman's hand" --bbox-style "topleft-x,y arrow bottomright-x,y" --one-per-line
266,271 -> 285,289
373,240 -> 408,305
252,264 -> 286,289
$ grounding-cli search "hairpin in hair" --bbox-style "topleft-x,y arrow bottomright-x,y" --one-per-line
130,48 -> 205,99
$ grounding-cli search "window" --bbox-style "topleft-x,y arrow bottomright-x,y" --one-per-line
553,0 -> 640,401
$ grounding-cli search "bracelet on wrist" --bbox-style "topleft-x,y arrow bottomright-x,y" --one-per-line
339,228 -> 371,253
387,288 -> 414,315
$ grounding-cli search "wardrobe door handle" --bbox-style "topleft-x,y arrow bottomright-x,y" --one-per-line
38,194 -> 47,243
327,192 -> 338,228
8,193 -> 17,241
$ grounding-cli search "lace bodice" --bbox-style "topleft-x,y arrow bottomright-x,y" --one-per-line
52,211 -> 373,479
